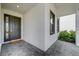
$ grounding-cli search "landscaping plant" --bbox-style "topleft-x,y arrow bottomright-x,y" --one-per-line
58,30 -> 75,43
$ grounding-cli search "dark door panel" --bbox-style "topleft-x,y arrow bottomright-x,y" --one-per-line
4,14 -> 21,42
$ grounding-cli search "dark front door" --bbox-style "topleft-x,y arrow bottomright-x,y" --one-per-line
4,14 -> 21,42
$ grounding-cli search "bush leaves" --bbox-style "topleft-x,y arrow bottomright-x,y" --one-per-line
58,30 -> 75,43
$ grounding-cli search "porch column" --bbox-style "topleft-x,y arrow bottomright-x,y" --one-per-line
76,10 -> 79,46
0,3 -> 1,52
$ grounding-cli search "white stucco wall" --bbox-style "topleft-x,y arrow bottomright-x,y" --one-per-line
23,4 -> 45,51
0,4 -> 1,52
23,4 -> 58,51
1,8 -> 23,43
44,4 -> 57,51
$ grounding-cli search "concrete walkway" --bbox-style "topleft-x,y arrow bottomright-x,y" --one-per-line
46,40 -> 79,56
0,40 -> 45,56
1,40 -> 79,56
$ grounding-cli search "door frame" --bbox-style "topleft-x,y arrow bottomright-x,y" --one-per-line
4,14 -> 22,43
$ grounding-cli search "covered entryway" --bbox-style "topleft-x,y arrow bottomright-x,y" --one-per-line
0,3 -> 79,56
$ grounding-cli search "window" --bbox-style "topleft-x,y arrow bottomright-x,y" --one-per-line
50,10 -> 55,35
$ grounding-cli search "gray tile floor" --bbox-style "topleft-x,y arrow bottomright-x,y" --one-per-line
1,40 -> 79,56
46,40 -> 79,56
0,40 -> 45,56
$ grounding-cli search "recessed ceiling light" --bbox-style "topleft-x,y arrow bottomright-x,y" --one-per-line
17,5 -> 20,8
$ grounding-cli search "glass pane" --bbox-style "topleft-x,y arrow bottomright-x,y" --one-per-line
51,18 -> 53,24
6,17 -> 9,21
6,33 -> 9,39
6,23 -> 9,32
5,16 -> 9,32
5,16 -> 9,39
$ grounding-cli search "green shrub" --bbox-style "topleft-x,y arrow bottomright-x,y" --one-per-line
58,30 -> 75,43
69,30 -> 75,42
